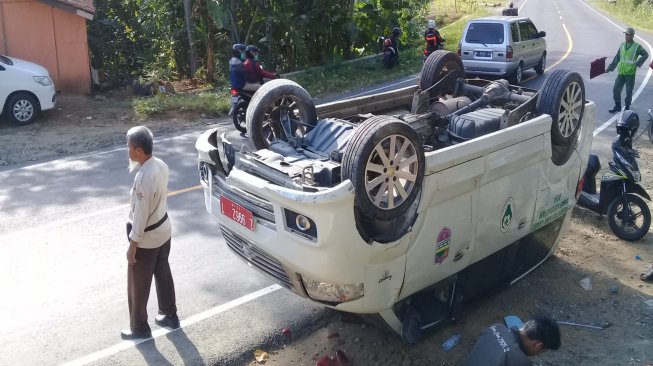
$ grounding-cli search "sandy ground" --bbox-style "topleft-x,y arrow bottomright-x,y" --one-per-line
1,93 -> 652,366
0,92 -> 215,167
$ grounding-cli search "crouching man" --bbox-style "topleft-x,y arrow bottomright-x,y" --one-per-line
464,315 -> 561,366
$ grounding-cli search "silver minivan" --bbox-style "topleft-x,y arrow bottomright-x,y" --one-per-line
458,16 -> 546,84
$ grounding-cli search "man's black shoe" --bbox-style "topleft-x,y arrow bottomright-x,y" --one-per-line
155,314 -> 180,329
120,327 -> 152,340
608,106 -> 621,113
624,105 -> 630,110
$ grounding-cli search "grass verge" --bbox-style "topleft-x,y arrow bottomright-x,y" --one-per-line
591,0 -> 653,34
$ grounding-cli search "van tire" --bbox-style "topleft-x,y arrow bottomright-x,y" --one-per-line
537,69 -> 585,163
246,79 -> 317,150
510,63 -> 523,85
419,50 -> 464,100
534,53 -> 546,75
342,116 -> 425,221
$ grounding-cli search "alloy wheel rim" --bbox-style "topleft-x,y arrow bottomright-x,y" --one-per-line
13,100 -> 33,122
261,96 -> 303,144
364,134 -> 419,210
616,202 -> 645,233
558,81 -> 583,138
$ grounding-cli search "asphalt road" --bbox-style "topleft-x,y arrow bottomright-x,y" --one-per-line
1,0 -> 652,365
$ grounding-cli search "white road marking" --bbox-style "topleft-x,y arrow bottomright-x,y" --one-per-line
0,128 -> 211,175
58,284 -> 282,366
0,185 -> 201,239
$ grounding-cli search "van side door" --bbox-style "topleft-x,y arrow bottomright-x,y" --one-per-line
518,20 -> 542,68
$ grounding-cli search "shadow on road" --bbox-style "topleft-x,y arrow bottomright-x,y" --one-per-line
135,340 -> 174,366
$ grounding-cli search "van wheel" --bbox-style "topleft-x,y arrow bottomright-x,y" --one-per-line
246,79 -> 317,150
419,50 -> 464,100
7,92 -> 39,126
537,69 -> 584,146
534,53 -> 546,75
342,116 -> 425,221
510,63 -> 523,85
400,306 -> 422,344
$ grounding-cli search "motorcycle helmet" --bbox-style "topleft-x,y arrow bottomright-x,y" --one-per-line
245,45 -> 260,59
384,38 -> 393,47
428,19 -> 436,29
392,27 -> 401,37
616,110 -> 639,138
232,43 -> 246,58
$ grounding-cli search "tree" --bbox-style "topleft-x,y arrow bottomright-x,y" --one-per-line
184,0 -> 198,76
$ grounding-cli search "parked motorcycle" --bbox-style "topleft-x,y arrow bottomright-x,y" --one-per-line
577,110 -> 651,241
229,88 -> 255,134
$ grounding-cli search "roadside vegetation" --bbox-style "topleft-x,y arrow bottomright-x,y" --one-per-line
592,0 -> 653,34
133,0 -> 489,118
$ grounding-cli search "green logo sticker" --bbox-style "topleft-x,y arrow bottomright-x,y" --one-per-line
501,197 -> 515,233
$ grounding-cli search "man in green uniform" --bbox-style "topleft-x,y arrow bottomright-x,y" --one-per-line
606,27 -> 649,113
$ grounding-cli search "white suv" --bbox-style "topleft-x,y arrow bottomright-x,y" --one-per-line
458,16 -> 547,84
0,54 -> 56,125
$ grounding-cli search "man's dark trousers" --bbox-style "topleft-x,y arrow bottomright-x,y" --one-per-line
613,74 -> 636,108
127,239 -> 177,332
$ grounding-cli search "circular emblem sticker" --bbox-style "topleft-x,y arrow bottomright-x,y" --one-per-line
501,197 -> 515,233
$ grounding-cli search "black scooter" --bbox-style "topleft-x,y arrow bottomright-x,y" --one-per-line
577,129 -> 651,241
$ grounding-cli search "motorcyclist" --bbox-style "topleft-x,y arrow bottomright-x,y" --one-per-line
425,20 -> 443,54
502,2 -> 518,16
229,44 -> 247,90
243,45 -> 279,90
390,27 -> 401,65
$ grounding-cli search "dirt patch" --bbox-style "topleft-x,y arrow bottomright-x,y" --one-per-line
246,140 -> 653,365
0,92 -> 218,167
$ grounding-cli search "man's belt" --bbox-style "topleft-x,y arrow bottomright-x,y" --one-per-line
145,212 -> 168,232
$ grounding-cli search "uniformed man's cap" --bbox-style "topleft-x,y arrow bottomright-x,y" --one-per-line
624,27 -> 635,35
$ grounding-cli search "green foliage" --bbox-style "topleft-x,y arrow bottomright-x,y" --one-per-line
88,0 -> 434,83
133,91 -> 230,118
593,0 -> 653,33
88,0 -> 187,81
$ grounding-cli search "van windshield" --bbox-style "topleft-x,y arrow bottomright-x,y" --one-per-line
465,23 -> 504,44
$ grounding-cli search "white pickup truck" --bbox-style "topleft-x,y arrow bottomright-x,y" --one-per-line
195,51 -> 593,343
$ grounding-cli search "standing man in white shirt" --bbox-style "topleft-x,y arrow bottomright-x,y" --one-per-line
121,126 -> 179,340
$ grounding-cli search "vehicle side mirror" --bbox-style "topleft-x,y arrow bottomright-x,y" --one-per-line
539,31 -> 546,38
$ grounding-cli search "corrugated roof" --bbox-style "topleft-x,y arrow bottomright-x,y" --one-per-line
50,0 -> 95,14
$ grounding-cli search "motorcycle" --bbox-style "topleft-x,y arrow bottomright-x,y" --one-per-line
577,112 -> 651,241
423,37 -> 446,62
228,88 -> 255,134
379,36 -> 398,69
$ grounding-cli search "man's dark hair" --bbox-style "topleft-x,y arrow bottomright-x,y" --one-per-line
127,126 -> 154,155
523,316 -> 561,350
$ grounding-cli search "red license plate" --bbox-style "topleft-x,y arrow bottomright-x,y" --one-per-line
220,195 -> 255,231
